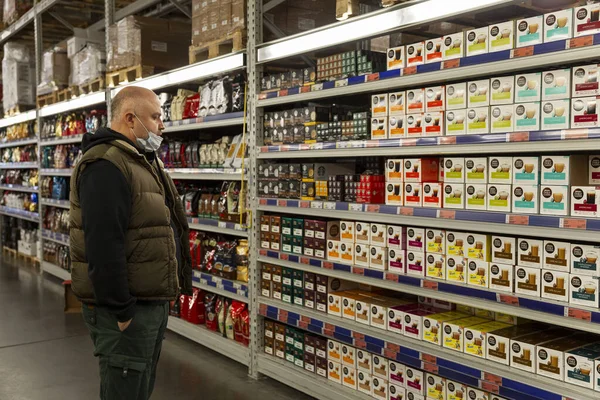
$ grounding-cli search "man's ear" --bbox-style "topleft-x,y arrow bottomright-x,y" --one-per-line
125,112 -> 135,128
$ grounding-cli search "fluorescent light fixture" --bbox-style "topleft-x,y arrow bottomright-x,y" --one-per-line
39,91 -> 106,117
0,109 -> 37,128
112,52 -> 245,95
257,0 -> 511,63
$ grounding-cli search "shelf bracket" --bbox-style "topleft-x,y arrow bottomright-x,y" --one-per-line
263,0 -> 286,13
167,0 -> 192,19
48,12 -> 75,32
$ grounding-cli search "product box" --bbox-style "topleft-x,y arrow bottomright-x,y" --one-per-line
466,233 -> 491,261
443,183 -> 464,209
370,245 -> 387,271
388,303 -> 419,334
446,379 -> 468,400
406,42 -> 424,67
518,238 -> 543,268
516,15 -> 543,47
389,91 -> 406,116
372,376 -> 388,400
488,156 -> 512,184
316,356 -> 327,378
406,251 -> 425,277
515,72 -> 541,103
372,354 -> 388,379
389,383 -> 405,400
575,3 -> 600,37
389,115 -> 406,139
486,323 -> 547,365
466,388 -> 490,400
465,321 -> 511,358
492,236 -> 516,264
489,263 -> 514,292
406,114 -> 424,137
443,32 -> 464,60
510,328 -> 571,373
467,79 -> 490,107
327,240 -> 341,262
490,105 -> 514,133
357,370 -> 372,395
489,20 -> 515,52
340,242 -> 354,265
446,231 -> 467,257
571,243 -> 600,276
465,157 -> 487,183
386,46 -> 405,71
340,221 -> 354,243
423,112 -> 444,137
542,270 -> 570,302
387,225 -> 406,249
328,360 -> 342,384
571,186 -> 600,217
515,266 -> 541,296
342,366 -> 357,390
466,27 -> 489,56
446,256 -> 467,283
540,185 -> 569,216
425,37 -> 443,64
357,349 -> 372,373
570,274 -> 600,308
422,182 -> 442,208
386,159 -> 404,183
372,94 -> 389,117
425,374 -> 446,400
513,156 -> 540,185
466,107 -> 490,134
404,308 -> 434,340
487,184 -> 512,212
341,292 -> 361,320
442,316 -> 489,352
371,117 -> 388,140
404,183 -> 422,207
341,344 -> 356,368
388,249 -> 405,273
370,224 -> 386,246
425,86 -> 445,112
355,244 -> 370,268
572,64 -> 600,96
388,360 -> 405,385
544,240 -> 571,271
544,8 -> 573,43
512,185 -> 540,214
571,96 -> 600,128
406,88 -> 425,114
444,157 -> 465,183
566,347 -> 600,389
590,155 -> 600,185
386,183 -> 403,206
355,298 -> 370,326
542,68 -> 571,100
328,339 -> 342,361
537,335 -> 591,380
467,259 -> 489,288
406,227 -> 425,252
405,366 -> 424,394
514,102 -> 541,131
423,311 -> 468,345
426,253 -> 446,280
446,82 -> 467,110
445,109 -> 467,135
355,222 -> 370,245
426,229 -> 446,254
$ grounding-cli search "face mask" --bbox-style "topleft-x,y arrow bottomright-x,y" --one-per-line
133,114 -> 163,152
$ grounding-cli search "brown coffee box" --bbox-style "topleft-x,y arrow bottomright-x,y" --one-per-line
261,232 -> 270,249
292,270 -> 304,288
207,4 -> 220,41
314,239 -> 327,259
486,322 -> 548,365
304,219 -> 316,238
261,279 -> 271,297
218,2 -> 231,34
304,237 -> 314,257
304,334 -> 316,355
264,320 -> 274,338
304,272 -> 316,290
315,220 -> 327,239
536,335 -> 591,380
264,336 -> 274,355
292,236 -> 303,254
271,265 -> 282,283
282,285 -> 293,304
316,291 -> 328,313
293,286 -> 304,306
270,233 -> 281,251
261,264 -> 272,281
316,356 -> 328,378
304,288 -> 316,309
510,328 -> 573,373
231,0 -> 246,31
270,216 -> 281,233
327,221 -> 341,241
316,274 -> 329,293
315,336 -> 328,359
274,339 -> 285,359
272,281 -> 282,300
304,352 -> 316,373
273,322 -> 285,342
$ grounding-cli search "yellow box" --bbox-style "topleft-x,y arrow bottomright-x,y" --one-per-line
464,321 -> 511,358
423,311 -> 468,345
443,317 -> 490,352
465,233 -> 491,261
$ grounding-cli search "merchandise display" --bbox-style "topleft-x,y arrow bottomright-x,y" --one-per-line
1,169 -> 38,189
189,230 -> 249,283
43,242 -> 71,272
37,44 -> 70,95
41,144 -> 82,170
160,134 -> 246,169
40,110 -> 107,141
191,0 -> 247,46
1,216 -> 37,252
0,121 -> 36,144
69,43 -> 106,87
1,192 -> 38,213
2,42 -> 35,113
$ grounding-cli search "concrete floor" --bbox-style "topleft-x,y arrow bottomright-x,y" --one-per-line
0,258 -> 312,400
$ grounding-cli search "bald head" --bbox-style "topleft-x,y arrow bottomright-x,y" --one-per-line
110,86 -> 164,146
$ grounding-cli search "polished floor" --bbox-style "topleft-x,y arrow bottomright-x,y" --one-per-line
0,258 -> 312,400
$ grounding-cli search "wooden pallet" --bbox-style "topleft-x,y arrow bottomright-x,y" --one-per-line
37,92 -> 59,108
78,77 -> 105,95
189,29 -> 246,64
106,65 -> 154,87
2,246 -> 16,257
17,251 -> 40,266
57,86 -> 79,102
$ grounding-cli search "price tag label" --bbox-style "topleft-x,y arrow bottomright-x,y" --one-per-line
337,141 -> 350,149
508,131 -> 530,142
385,273 -> 399,282
439,136 -> 457,145
323,262 -> 333,270
279,310 -> 288,319
300,201 -> 310,208
422,354 -> 436,364
259,304 -> 268,314
400,207 -> 413,216
563,128 -> 588,140
566,307 -> 592,321
335,79 -> 349,88
350,141 -> 364,148
386,343 -> 400,353
301,315 -> 311,323
312,83 -> 323,92
278,314 -> 288,323
200,279 -> 208,285
259,198 -> 268,206
353,332 -> 365,341
366,205 -> 380,213
507,215 -> 529,225
277,199 -> 288,207
422,362 -> 438,374
569,36 -> 593,49
280,253 -> 289,261
352,267 -> 365,275
422,280 -> 438,291
482,372 -> 502,385
366,73 -> 380,82
442,59 -> 460,69
323,328 -> 334,337
259,249 -> 267,256
355,339 -> 367,349
481,382 -> 499,394
403,66 -> 417,75
497,294 -> 519,306
562,218 -> 587,229
324,202 -> 337,210
311,201 -> 323,209
349,203 -> 363,212
278,89 -> 288,97
384,349 -> 397,359
324,323 -> 335,331
298,321 -> 309,330
218,221 -> 227,228
300,257 -> 309,265
512,46 -> 534,58
439,210 -> 456,220
300,86 -> 311,94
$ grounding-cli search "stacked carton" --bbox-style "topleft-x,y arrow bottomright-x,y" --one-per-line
192,0 -> 246,47
2,0 -> 32,26
2,42 -> 35,113
37,43 -> 70,96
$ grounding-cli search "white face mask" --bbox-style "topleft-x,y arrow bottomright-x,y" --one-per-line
132,114 -> 163,153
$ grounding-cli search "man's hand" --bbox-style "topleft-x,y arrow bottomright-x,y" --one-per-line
118,319 -> 133,332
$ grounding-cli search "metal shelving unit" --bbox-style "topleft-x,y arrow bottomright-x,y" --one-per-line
188,217 -> 248,237
39,169 -> 73,177
166,169 -> 244,181
42,261 -> 70,281
39,135 -> 85,146
40,198 -> 70,209
0,185 -> 39,193
41,230 -> 69,246
0,162 -> 39,169
0,207 -> 40,223
0,138 -> 38,149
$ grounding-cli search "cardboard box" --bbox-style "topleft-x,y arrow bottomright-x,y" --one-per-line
386,159 -> 403,182
389,115 -> 406,139
590,155 -> 600,185
490,105 -> 514,133
355,222 -> 370,245
356,349 -> 372,373
512,185 -> 540,214
327,240 -> 341,262
572,64 -> 600,97
515,72 -> 542,103
404,308 -> 434,340
370,245 -> 388,271
467,259 -> 489,288
492,235 -> 516,264
425,374 -> 446,400
405,366 -> 425,394
465,233 -> 491,261
571,96 -> 599,127
341,292 -> 361,320
341,344 -> 356,368
487,184 -> 511,212
406,88 -> 425,114
510,328 -> 571,372
466,388 -> 490,400
542,68 -> 571,100
540,185 -> 569,215
372,94 -> 389,117
426,253 -> 446,280
386,183 -> 403,206
388,360 -> 405,386
446,379 -> 468,400
422,182 -> 442,208
389,383 -> 405,400
445,108 -> 467,136
516,15 -> 544,47
542,270 -> 569,302
423,311 -> 468,345
406,42 -> 424,67
566,347 -> 600,389
371,117 -> 388,140
466,107 -> 490,134
425,229 -> 446,254
425,86 -> 445,112
570,274 -> 600,308
425,37 -> 443,64
518,238 -> 543,268
443,157 -> 465,183
342,365 -> 357,390
443,183 -> 464,209
514,102 -> 541,131
486,323 -> 547,365
340,221 -> 355,243
537,335 -> 591,380
389,91 -> 406,116
515,266 -> 541,296
423,112 -> 444,137
489,263 -> 514,292
445,256 -> 467,283
406,114 -> 424,137
465,183 -> 487,211
388,304 -> 418,334
575,4 -> 600,37
404,158 -> 439,183
387,46 -> 405,71
370,224 -> 387,246
571,243 -> 600,276
446,82 -> 467,110
372,354 -> 388,379
544,8 -> 573,43
406,251 -> 425,277
404,183 -> 422,207
316,356 -> 327,378
446,231 -> 467,257
488,156 -> 512,184
464,157 -> 487,184
328,339 -> 342,362
466,26 -> 489,56
544,240 -> 571,271
357,370 -> 372,395
467,79 -> 490,107
571,186 -> 600,217
441,32 -> 464,61
513,156 -> 540,185
489,20 -> 514,52
355,297 -> 371,326
328,360 -> 342,383
465,321 -> 511,358
371,376 -> 388,400
443,316 -> 490,352
406,227 -> 425,252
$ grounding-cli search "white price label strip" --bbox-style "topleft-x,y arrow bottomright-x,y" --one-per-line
311,201 -> 323,209
324,202 -> 336,210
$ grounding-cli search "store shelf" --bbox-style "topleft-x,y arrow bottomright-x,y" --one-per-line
167,316 -> 249,366
38,92 -> 106,118
260,298 -> 597,400
0,138 -> 38,149
193,270 -> 248,301
41,230 -> 69,246
40,135 -> 85,146
188,217 -> 248,237
163,112 -> 245,132
256,0 -> 510,64
40,168 -> 73,176
167,168 -> 244,181
259,250 -> 600,334
258,33 -> 600,107
257,355 -> 372,400
258,198 -> 600,242
42,261 -> 70,281
259,128 -> 600,159
0,185 -> 38,193
0,110 -> 37,129
0,207 -> 39,222
0,162 -> 38,169
0,0 -> 59,45
40,198 -> 69,209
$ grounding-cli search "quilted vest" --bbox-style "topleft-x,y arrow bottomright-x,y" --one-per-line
69,139 -> 192,303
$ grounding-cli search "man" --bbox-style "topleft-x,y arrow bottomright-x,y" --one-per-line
69,86 -> 193,400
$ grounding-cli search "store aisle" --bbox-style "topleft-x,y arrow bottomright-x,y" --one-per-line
0,259 -> 311,400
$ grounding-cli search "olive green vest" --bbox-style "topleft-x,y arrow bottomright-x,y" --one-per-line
69,139 -> 192,303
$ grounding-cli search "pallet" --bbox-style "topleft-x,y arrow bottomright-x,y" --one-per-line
57,86 -> 79,102
189,29 -> 246,64
17,251 -> 40,266
106,65 -> 155,87
3,246 -> 16,257
78,77 -> 105,95
37,92 -> 59,108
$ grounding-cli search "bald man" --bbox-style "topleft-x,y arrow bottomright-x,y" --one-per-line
69,86 -> 192,400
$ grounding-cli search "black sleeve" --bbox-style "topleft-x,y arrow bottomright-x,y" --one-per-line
79,159 -> 136,322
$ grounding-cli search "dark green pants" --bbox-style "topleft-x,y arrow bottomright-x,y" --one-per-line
82,303 -> 169,400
